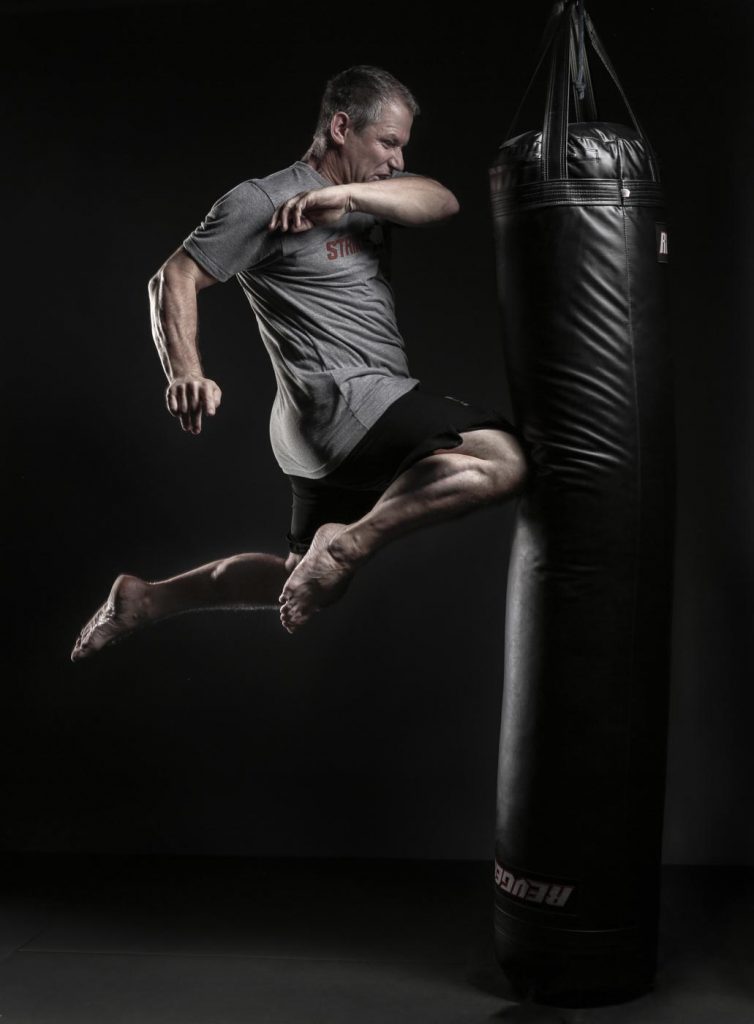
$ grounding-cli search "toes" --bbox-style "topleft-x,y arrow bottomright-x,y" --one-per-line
280,603 -> 300,634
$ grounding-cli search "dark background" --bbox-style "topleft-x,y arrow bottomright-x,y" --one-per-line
3,0 -> 752,864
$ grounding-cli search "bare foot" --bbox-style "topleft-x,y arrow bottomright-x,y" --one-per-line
71,574 -> 151,662
278,523 -> 355,633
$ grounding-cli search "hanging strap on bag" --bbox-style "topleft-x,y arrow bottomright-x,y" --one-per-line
503,2 -> 564,144
569,1 -> 598,123
502,1 -> 660,184
582,10 -> 660,181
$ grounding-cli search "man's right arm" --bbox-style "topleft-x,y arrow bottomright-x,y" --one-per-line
148,247 -> 222,435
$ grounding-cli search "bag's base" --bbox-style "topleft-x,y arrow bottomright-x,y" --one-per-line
494,908 -> 656,1008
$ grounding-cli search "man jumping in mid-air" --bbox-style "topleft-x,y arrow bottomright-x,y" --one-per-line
71,65 -> 527,660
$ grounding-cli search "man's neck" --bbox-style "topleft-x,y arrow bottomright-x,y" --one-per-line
305,149 -> 346,186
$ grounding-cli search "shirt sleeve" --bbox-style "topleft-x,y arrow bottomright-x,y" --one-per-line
182,181 -> 279,282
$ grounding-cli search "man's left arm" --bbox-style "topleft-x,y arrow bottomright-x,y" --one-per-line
268,177 -> 459,233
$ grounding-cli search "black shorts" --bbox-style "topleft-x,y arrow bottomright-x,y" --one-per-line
285,383 -> 518,555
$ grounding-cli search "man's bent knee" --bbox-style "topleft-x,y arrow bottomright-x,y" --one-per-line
210,556 -> 237,583
492,435 -> 528,498
452,429 -> 528,499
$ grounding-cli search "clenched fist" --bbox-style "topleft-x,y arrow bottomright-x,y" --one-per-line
166,376 -> 222,435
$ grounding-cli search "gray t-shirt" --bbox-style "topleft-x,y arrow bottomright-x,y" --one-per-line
183,161 -> 420,478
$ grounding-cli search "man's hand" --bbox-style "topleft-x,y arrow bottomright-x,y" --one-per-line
268,186 -> 352,234
166,375 -> 222,435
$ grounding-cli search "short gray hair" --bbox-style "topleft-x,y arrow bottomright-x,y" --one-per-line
305,65 -> 420,162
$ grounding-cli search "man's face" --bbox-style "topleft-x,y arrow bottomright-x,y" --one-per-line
338,99 -> 413,183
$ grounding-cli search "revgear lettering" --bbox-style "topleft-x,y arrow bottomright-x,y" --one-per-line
545,885 -> 574,908
656,222 -> 669,263
494,859 -> 575,908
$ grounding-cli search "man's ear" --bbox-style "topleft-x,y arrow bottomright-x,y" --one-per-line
329,111 -> 351,146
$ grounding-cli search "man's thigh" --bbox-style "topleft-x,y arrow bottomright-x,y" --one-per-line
432,426 -> 524,462
327,385 -> 520,491
284,387 -> 521,553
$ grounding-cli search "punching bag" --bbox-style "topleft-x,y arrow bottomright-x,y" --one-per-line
490,1 -> 675,1007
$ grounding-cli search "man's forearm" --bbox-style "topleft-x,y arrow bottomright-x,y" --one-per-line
148,267 -> 204,382
345,177 -> 459,225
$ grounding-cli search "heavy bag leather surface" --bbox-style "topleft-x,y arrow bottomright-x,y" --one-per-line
490,1 -> 675,1007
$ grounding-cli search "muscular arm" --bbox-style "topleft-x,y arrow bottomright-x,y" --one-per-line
268,176 -> 459,232
347,176 -> 459,224
148,248 -> 223,434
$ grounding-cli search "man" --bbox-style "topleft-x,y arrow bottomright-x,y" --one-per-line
71,65 -> 526,660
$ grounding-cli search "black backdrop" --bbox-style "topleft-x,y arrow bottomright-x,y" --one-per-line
3,0 -> 752,864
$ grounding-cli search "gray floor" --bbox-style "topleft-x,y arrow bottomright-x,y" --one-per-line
0,857 -> 751,1023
